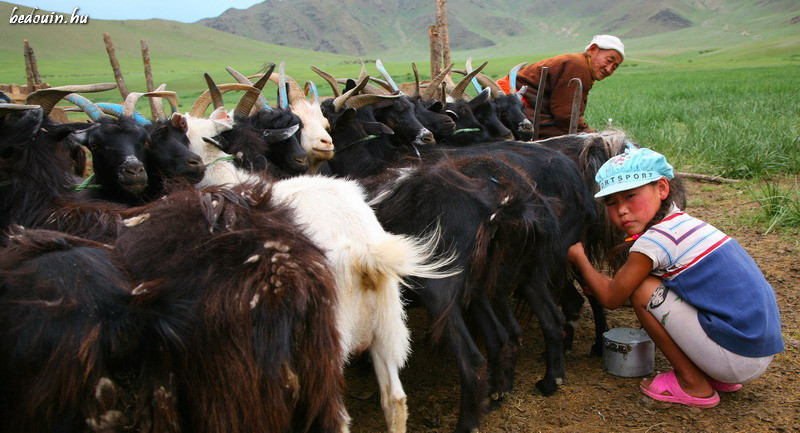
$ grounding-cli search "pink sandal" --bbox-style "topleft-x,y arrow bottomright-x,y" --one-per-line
640,370 -> 720,408
710,378 -> 742,392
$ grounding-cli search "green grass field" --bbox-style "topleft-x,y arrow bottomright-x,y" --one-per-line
1,2 -> 798,184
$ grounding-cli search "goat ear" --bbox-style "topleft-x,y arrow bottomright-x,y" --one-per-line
426,101 -> 444,113
68,123 -> 100,150
209,107 -> 233,130
363,121 -> 394,136
470,88 -> 491,106
171,113 -> 189,133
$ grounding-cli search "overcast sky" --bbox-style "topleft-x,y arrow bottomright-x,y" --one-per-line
9,1 -> 264,23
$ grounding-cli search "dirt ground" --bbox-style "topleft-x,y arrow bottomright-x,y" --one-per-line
344,179 -> 800,433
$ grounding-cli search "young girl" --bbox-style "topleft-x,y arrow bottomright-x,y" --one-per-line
567,146 -> 784,408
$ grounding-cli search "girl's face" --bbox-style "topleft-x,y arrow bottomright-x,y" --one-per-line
603,178 -> 670,235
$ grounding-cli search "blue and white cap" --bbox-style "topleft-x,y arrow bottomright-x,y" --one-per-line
594,146 -> 674,198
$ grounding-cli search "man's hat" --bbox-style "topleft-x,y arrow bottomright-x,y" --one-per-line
586,35 -> 625,60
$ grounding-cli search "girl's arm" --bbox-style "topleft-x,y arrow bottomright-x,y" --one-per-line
567,242 -> 655,309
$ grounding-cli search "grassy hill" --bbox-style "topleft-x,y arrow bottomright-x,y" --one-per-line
0,0 -> 798,114
196,0 -> 800,62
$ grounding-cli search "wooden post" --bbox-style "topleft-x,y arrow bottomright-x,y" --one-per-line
103,32 -> 130,100
140,39 -> 158,120
429,25 -> 442,81
24,40 -> 42,85
435,0 -> 454,87
23,40 -> 35,88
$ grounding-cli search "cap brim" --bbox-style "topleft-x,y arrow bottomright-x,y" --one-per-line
594,179 -> 653,198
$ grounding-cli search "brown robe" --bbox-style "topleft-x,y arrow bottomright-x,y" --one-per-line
497,52 -> 596,139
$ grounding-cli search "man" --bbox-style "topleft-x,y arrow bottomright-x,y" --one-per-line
497,35 -> 624,139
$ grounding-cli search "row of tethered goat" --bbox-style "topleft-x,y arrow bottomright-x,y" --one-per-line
0,59 -> 637,433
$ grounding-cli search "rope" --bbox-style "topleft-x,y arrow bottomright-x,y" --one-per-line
67,173 -> 102,191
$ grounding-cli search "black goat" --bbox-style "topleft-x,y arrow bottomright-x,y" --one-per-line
113,183 -> 347,433
0,226 -> 188,433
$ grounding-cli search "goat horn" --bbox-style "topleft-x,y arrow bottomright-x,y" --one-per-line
205,73 -> 224,109
508,62 -> 527,94
63,93 -> 107,121
421,63 -> 454,100
226,64 -> 273,111
310,66 -> 341,98
358,59 -> 368,84
189,83 -> 258,118
375,59 -> 401,93
234,64 -> 274,120
332,74 -> 371,112
304,81 -> 319,103
452,69 -> 504,99
25,83 -> 117,117
343,93 -> 402,110
0,104 -> 40,116
269,61 -> 309,108
92,102 -> 150,125
122,92 -> 149,119
465,57 -> 484,95
411,63 -> 420,96
143,90 -> 179,116
450,61 -> 487,100
368,77 -> 396,93
148,83 -> 168,120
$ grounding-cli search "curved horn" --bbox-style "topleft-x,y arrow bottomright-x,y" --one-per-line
144,90 -> 179,116
332,74 -> 371,112
453,69 -> 504,99
205,73 -> 224,109
367,77 -> 396,94
25,83 -> 117,117
450,61 -> 487,100
63,93 -> 107,122
411,63 -> 421,96
310,66 -> 341,98
508,62 -> 527,94
122,92 -> 148,118
567,78 -> 583,134
0,104 -> 41,116
421,63 -> 454,100
465,57 -> 483,94
344,93 -> 402,110
226,64 -> 273,111
277,61 -> 289,108
149,83 -> 168,120
189,83 -> 258,117
93,102 -> 151,125
375,59 -> 401,92
233,65 -> 273,120
304,81 -> 319,103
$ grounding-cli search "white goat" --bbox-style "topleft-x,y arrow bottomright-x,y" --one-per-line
185,108 -> 456,433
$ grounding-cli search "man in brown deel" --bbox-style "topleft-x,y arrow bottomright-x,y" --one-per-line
497,35 -> 624,139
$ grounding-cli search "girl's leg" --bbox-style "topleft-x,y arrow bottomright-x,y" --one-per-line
630,277 -> 714,398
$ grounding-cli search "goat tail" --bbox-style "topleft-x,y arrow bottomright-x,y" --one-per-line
368,223 -> 461,286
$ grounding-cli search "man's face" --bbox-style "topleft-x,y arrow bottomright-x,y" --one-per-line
588,46 -> 623,81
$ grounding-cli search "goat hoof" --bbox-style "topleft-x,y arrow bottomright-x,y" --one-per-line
534,378 -> 559,396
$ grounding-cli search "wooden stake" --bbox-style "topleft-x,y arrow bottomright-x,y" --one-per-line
435,0 -> 453,87
140,39 -> 158,120
24,40 -> 42,85
103,32 -> 129,100
23,40 -> 35,88
429,25 -> 442,80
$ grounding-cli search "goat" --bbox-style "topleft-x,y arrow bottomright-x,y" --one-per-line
320,78 -> 568,433
184,86 -> 455,432
112,184 -> 347,433
227,62 -> 334,174
0,226 -> 188,433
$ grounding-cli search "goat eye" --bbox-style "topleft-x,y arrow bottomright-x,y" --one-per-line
144,140 -> 152,148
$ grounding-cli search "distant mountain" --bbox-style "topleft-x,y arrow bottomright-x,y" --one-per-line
196,0 -> 800,58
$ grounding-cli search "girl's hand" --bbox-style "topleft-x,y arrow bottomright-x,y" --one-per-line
566,242 -> 586,265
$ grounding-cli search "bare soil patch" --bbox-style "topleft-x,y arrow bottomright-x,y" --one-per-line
345,179 -> 800,432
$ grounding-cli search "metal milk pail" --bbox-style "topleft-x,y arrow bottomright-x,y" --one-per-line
602,328 -> 655,377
